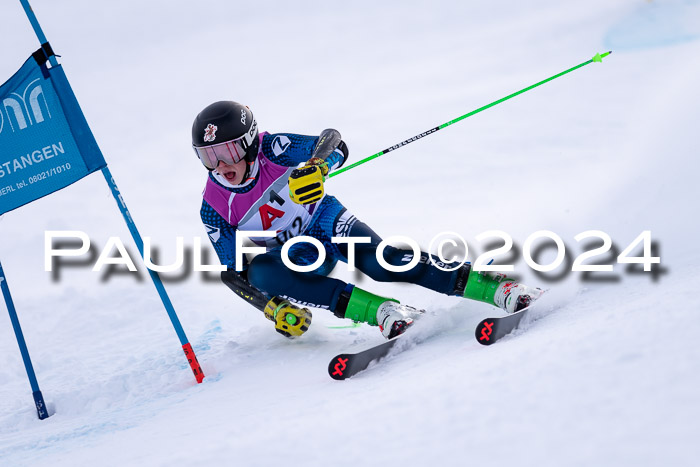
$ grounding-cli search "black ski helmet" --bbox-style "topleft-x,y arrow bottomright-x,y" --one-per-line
191,101 -> 259,170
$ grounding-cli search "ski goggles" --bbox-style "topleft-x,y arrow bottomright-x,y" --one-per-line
193,122 -> 257,170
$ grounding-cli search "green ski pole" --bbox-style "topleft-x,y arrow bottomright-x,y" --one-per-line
329,51 -> 612,178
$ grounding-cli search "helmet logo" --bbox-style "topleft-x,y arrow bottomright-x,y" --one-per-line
241,109 -> 247,125
203,123 -> 218,143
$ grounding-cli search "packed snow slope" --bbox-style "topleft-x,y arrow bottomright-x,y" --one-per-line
1,1 -> 699,466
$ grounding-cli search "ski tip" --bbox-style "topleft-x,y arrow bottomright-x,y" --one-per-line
475,318 -> 497,346
328,354 -> 352,380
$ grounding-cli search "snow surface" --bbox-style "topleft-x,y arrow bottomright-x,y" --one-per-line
1,0 -> 699,466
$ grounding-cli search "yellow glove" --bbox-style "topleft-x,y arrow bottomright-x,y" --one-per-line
288,157 -> 329,205
263,297 -> 312,338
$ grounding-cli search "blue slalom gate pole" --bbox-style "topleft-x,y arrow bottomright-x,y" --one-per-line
101,168 -> 204,382
0,261 -> 49,420
18,0 -> 204,383
18,0 -> 58,67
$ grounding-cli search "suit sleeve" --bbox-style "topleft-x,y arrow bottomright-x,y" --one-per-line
200,199 -> 242,270
200,200 -> 271,312
262,133 -> 318,167
262,131 -> 349,172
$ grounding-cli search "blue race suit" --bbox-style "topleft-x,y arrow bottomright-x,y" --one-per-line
201,131 -> 464,313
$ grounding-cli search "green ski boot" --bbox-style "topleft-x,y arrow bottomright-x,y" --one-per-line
463,268 -> 543,313
337,286 -> 421,338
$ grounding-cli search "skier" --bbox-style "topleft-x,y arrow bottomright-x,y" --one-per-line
193,101 -> 542,339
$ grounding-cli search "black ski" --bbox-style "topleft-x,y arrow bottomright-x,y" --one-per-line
330,302 -> 542,378
474,305 -> 532,345
328,337 -> 402,380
